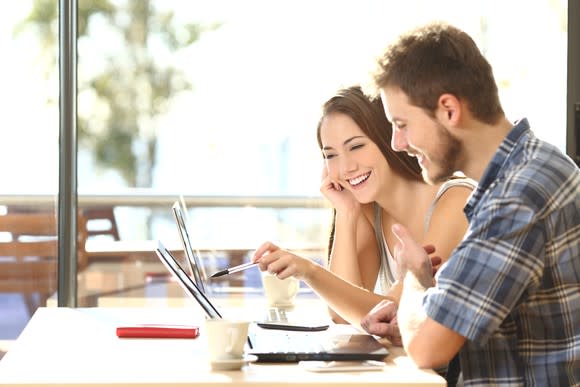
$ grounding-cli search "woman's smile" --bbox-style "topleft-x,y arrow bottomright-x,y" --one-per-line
347,171 -> 371,187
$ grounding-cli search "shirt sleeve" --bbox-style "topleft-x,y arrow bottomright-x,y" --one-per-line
423,197 -> 546,343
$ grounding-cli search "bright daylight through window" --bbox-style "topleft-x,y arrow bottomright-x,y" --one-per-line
0,0 -> 569,327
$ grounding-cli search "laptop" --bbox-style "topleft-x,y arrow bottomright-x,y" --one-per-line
171,201 -> 208,293
154,240 -> 390,363
171,202 -> 330,331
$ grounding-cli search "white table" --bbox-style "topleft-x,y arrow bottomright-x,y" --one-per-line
0,307 -> 445,386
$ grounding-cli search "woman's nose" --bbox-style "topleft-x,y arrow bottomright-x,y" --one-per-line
339,154 -> 357,175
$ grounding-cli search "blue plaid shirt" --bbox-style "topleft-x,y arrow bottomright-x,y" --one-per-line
424,118 -> 580,386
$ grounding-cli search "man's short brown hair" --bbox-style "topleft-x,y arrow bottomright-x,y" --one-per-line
370,22 -> 504,124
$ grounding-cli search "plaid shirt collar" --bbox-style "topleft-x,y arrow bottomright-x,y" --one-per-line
464,118 -> 530,220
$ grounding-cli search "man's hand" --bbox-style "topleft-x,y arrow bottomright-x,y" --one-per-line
360,300 -> 402,346
393,224 -> 435,288
421,244 -> 442,277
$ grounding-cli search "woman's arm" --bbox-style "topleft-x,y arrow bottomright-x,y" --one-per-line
252,241 -> 393,331
328,206 -> 380,289
327,205 -> 381,322
422,185 -> 473,267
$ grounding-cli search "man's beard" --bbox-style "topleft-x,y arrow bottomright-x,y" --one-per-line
421,120 -> 462,185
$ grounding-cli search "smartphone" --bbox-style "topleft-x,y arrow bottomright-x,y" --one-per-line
299,360 -> 386,372
256,321 -> 329,332
258,307 -> 330,331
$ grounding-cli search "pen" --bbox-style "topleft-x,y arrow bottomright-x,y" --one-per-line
211,261 -> 258,278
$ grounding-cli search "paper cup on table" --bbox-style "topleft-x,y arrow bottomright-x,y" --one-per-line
261,272 -> 299,308
205,319 -> 251,370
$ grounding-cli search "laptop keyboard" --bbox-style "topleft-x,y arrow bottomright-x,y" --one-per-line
248,326 -> 390,362
251,329 -> 326,353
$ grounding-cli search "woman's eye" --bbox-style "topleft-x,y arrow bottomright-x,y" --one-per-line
323,153 -> 336,160
350,144 -> 364,151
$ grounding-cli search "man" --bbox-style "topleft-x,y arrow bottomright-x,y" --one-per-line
360,22 -> 580,386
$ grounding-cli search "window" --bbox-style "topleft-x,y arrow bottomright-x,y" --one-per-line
0,0 -> 569,340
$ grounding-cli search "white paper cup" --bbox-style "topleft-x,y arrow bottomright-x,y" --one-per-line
204,319 -> 250,362
261,272 -> 299,308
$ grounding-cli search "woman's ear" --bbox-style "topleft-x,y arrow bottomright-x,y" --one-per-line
436,94 -> 461,126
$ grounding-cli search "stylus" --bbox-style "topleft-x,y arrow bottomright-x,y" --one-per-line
211,261 -> 258,278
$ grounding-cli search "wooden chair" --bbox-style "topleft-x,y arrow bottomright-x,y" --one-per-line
0,212 -> 88,316
81,206 -> 121,241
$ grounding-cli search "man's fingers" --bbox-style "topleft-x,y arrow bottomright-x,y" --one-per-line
361,300 -> 399,338
430,255 -> 442,267
391,223 -> 411,245
365,321 -> 400,340
423,244 -> 436,255
362,320 -> 390,337
389,334 -> 403,347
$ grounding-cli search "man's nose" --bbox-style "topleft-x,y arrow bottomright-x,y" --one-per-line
391,129 -> 408,152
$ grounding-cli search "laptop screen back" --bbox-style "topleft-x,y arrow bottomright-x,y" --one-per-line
155,240 -> 220,319
171,201 -> 207,293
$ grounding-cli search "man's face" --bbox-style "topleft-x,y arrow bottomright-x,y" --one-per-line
380,87 -> 461,184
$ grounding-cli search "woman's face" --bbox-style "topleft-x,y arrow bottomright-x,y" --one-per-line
319,112 -> 390,203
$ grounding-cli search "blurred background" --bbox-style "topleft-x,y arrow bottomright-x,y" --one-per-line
0,0 -> 569,342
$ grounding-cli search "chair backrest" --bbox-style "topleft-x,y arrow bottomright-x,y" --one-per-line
0,212 -> 89,294
0,212 -> 58,256
81,206 -> 120,241
0,212 -> 58,295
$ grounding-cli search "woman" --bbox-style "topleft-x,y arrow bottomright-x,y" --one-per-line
253,85 -> 475,330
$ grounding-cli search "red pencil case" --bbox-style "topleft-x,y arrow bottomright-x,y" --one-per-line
116,324 -> 200,339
